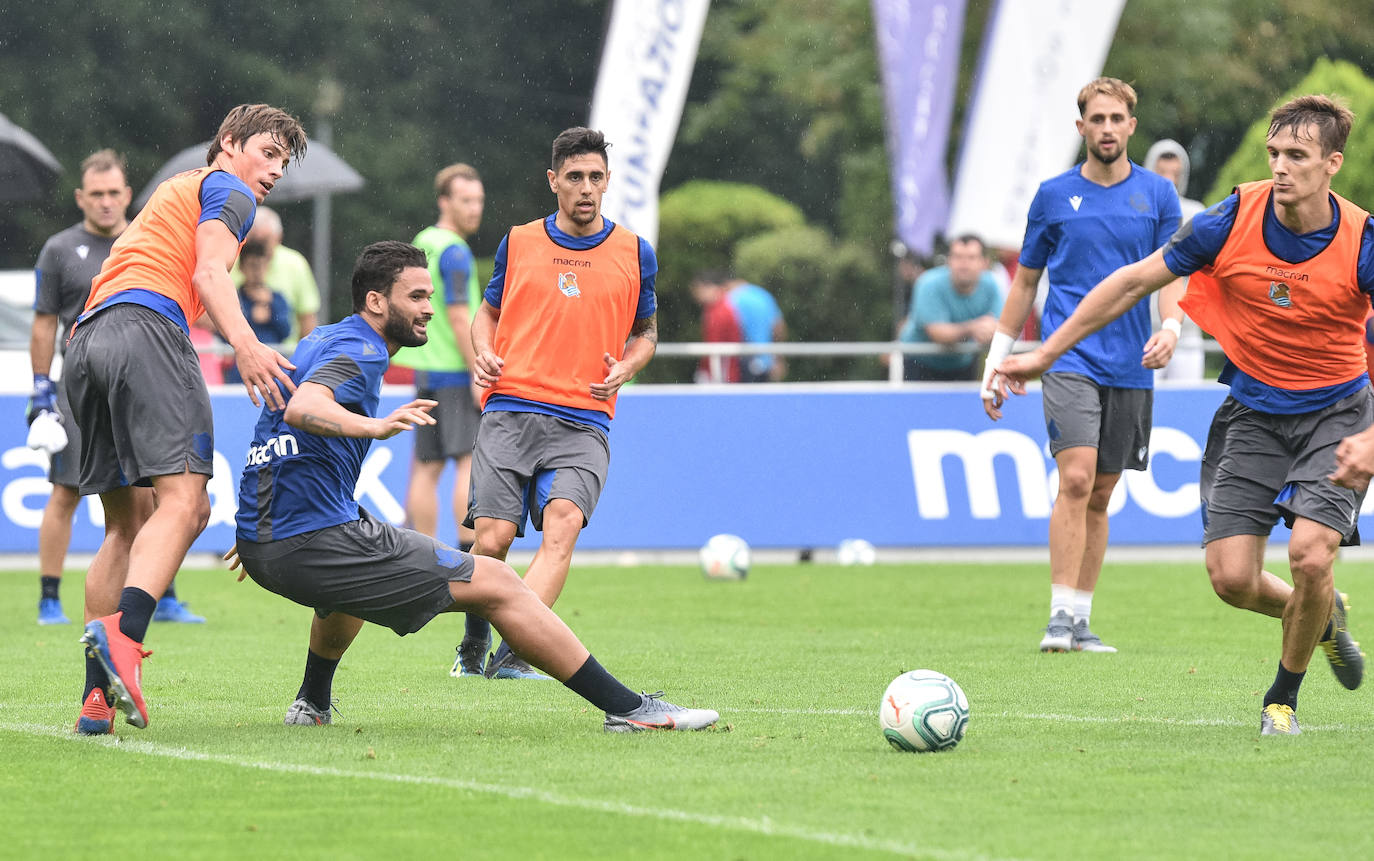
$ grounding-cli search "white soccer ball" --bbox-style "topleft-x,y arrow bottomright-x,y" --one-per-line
699,533 -> 750,580
836,538 -> 877,566
879,670 -> 969,752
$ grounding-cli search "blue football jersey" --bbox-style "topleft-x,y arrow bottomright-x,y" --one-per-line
235,315 -> 390,542
1020,163 -> 1180,388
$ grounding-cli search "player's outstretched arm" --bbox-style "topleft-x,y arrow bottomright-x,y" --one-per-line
192,220 -> 296,410
1142,272 -> 1187,369
998,249 -> 1178,386
469,300 -> 504,388
284,382 -> 436,440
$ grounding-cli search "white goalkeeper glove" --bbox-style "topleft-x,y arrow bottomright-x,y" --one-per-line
26,409 -> 68,455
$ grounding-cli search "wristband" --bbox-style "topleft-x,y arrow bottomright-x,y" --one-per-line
980,331 -> 1016,400
1161,318 -> 1182,336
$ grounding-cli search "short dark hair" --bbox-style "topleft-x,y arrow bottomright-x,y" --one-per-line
351,241 -> 427,312
551,127 -> 609,173
80,148 -> 127,182
239,240 -> 269,262
207,104 -> 308,165
1269,94 -> 1354,156
692,268 -> 731,288
949,233 -> 986,254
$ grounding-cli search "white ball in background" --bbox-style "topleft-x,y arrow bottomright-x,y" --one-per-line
836,538 -> 877,566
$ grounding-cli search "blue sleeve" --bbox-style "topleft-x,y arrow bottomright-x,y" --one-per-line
200,172 -> 258,241
438,243 -> 474,306
636,237 -> 658,318
1359,218 -> 1374,298
1019,187 -> 1053,270
307,338 -> 385,406
1162,193 -> 1238,276
484,234 -> 509,308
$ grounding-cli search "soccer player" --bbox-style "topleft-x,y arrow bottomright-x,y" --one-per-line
27,150 -> 202,627
981,77 -> 1186,654
994,94 -> 1370,736
69,104 -> 307,734
457,127 -> 659,680
231,241 -> 717,733
391,165 -> 486,663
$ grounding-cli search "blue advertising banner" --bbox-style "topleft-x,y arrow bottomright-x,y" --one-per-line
0,384 -> 1335,554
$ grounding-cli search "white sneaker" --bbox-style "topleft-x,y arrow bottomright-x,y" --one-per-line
1071,618 -> 1117,653
1038,610 -> 1074,652
604,691 -> 719,733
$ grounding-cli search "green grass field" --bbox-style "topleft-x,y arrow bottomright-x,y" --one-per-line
3,556 -> 1373,860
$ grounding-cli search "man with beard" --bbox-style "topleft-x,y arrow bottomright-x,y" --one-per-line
980,78 -> 1185,654
231,241 -> 717,734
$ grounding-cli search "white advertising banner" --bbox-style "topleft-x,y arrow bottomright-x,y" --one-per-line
945,0 -> 1126,249
588,0 -> 711,247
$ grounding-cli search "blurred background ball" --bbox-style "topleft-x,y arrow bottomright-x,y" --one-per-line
699,533 -> 750,580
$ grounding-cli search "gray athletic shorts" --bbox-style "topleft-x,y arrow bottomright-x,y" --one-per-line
65,303 -> 215,495
236,508 -> 476,636
1200,389 -> 1373,546
47,375 -> 82,488
413,374 -> 480,461
1042,372 -> 1152,472
464,410 -> 609,538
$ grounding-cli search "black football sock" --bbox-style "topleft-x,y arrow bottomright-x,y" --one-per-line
1263,662 -> 1305,712
297,649 -> 342,711
116,587 -> 157,643
562,655 -> 642,714
466,613 -> 492,646
40,576 -> 60,601
84,655 -> 109,701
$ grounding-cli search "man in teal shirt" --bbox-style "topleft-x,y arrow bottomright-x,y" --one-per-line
900,234 -> 1004,381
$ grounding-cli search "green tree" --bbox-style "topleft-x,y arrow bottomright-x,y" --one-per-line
1206,59 -> 1374,204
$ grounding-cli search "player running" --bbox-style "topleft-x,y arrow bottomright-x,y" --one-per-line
992,94 -> 1370,736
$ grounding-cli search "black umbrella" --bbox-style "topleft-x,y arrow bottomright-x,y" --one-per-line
135,136 -> 363,207
0,111 -> 62,202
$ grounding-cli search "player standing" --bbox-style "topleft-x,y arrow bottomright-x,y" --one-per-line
457,127 -> 659,679
390,164 -> 488,677
981,77 -> 1185,654
995,94 -> 1369,735
69,104 -> 306,734
231,241 -> 717,733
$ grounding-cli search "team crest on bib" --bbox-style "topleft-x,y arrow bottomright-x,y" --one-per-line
1267,281 -> 1292,308
558,271 -> 582,298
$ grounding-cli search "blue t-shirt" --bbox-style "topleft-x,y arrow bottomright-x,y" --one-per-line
1163,190 -> 1374,412
235,315 -> 390,542
726,282 -> 783,373
901,267 -> 1004,371
482,214 -> 659,434
1020,163 -> 1181,388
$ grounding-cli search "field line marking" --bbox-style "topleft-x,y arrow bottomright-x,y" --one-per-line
0,720 -> 1015,861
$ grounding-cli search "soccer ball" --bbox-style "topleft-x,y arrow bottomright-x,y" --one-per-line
699,533 -> 750,580
879,670 -> 969,752
836,538 -> 877,566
